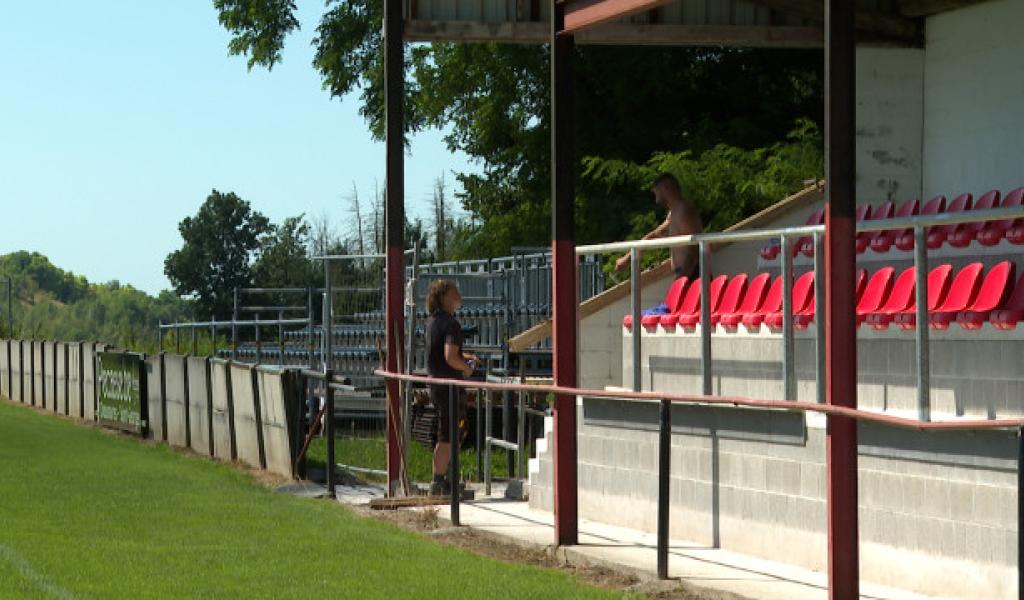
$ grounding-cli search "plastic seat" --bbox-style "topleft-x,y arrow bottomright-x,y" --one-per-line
979,187 -> 1024,245
928,263 -> 984,329
761,209 -> 822,261
927,193 -> 973,249
871,198 -> 919,253
856,201 -> 894,253
856,267 -> 895,326
741,276 -> 783,329
793,269 -> 865,329
660,280 -> 702,329
710,274 -> 748,326
765,271 -> 816,329
720,273 -> 771,328
990,273 -> 1024,330
956,261 -> 1015,330
624,275 -> 690,329
895,196 -> 946,251
865,267 -> 918,329
678,275 -> 728,328
950,190 -> 1000,248
890,264 -> 953,330
800,206 -> 868,257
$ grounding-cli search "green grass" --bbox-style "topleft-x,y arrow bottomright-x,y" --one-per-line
0,401 -> 620,599
307,435 -> 511,483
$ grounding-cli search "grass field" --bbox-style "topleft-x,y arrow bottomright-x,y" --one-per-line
0,401 -> 622,599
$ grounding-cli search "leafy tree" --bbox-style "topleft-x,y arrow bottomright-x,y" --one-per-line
252,215 -> 319,290
164,190 -> 271,319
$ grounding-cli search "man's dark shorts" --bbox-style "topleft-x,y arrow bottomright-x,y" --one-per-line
430,384 -> 464,443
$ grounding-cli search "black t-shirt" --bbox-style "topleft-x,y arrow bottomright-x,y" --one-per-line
425,310 -> 464,380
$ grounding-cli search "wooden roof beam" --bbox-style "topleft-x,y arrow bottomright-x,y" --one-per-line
898,0 -> 989,18
561,0 -> 673,34
749,0 -> 922,44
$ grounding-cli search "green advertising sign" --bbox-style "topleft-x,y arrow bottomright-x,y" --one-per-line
96,352 -> 148,436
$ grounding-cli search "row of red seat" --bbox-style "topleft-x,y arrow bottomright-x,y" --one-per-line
624,260 -> 1024,332
760,187 -> 1024,260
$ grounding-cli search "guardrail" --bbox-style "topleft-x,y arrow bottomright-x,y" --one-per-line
576,203 -> 1024,421
374,367 -> 1024,591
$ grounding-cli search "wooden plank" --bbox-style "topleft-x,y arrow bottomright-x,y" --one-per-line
898,0 -> 987,17
563,0 -> 673,33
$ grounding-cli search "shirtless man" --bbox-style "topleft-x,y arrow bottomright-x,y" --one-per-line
615,173 -> 705,278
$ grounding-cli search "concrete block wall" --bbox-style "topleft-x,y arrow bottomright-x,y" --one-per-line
230,363 -> 263,470
187,356 -> 213,457
210,359 -> 235,462
163,354 -> 189,449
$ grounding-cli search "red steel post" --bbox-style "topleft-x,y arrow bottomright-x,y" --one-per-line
551,1 -> 579,545
824,1 -> 859,598
384,0 -> 405,495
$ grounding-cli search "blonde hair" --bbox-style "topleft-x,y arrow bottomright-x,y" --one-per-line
426,279 -> 458,314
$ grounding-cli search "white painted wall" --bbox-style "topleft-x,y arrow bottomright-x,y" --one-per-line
856,47 -> 925,204
923,0 -> 1024,199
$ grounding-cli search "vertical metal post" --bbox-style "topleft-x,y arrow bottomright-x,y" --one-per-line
781,235 -> 795,400
325,370 -> 336,499
232,287 -> 239,361
191,325 -> 197,355
1017,426 -> 1023,600
913,225 -> 931,421
306,286 -> 314,368
210,321 -> 216,358
254,314 -> 261,365
485,389 -> 493,496
324,266 -> 333,374
630,247 -> 642,392
158,322 -> 164,353
550,0 -> 578,546
698,242 -> 712,396
657,397 -> 671,579
449,385 -> 460,526
814,232 -> 826,404
517,387 -> 526,480
824,1 -> 860,597
384,0 -> 406,494
175,325 -> 181,354
278,309 -> 285,365
477,380 -> 484,481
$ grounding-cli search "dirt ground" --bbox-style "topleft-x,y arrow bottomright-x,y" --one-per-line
356,504 -> 747,600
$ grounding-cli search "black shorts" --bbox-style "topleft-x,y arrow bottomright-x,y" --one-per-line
429,384 -> 464,443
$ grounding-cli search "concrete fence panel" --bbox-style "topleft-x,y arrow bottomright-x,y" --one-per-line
210,359 -> 235,462
11,341 -> 22,403
187,356 -> 213,457
32,341 -> 43,407
55,343 -> 68,416
163,354 -> 189,449
229,363 -> 262,469
67,342 -> 82,418
0,339 -> 9,400
82,343 -> 99,420
42,341 -> 56,411
146,354 -> 165,442
257,368 -> 293,478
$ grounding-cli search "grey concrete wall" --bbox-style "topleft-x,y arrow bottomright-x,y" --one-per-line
67,342 -> 82,418
257,369 -> 293,478
210,359 -> 234,462
0,340 -> 9,400
11,341 -> 22,403
82,343 -> 99,421
530,398 -> 1019,599
145,355 -> 164,442
43,341 -> 56,412
32,341 -> 44,407
55,343 -> 68,416
163,354 -> 189,449
187,356 -> 213,457
230,363 -> 262,469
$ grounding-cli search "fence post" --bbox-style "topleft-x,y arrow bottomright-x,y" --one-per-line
781,235 -> 795,400
325,369 -> 336,499
630,247 -> 642,392
699,242 -> 712,396
913,224 -> 931,421
657,397 -> 671,580
449,384 -> 460,526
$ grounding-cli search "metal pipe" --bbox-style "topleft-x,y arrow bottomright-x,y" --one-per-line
485,389 -> 492,496
914,225 -> 931,421
449,385 -> 460,525
324,263 -> 333,374
159,318 -> 310,328
814,232 -> 826,404
630,247 -> 642,392
781,236 -> 795,400
232,288 -> 239,360
325,368 -> 336,499
307,286 -> 314,369
517,386 -> 526,479
699,242 -> 712,396
1017,426 -> 1023,600
657,398 -> 671,580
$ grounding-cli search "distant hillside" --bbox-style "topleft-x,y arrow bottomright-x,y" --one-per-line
0,251 -> 190,351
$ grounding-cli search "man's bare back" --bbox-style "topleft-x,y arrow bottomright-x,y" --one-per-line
615,173 -> 704,278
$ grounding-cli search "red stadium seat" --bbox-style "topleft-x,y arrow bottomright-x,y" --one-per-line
890,264 -> 953,330
866,267 -> 918,329
660,279 -> 703,329
990,273 -> 1024,330
741,276 -> 783,329
857,267 -> 895,326
801,205 -> 868,257
710,274 -> 749,326
678,275 -> 728,328
949,190 -> 999,248
872,198 -> 919,253
624,275 -> 690,330
896,196 -> 946,251
857,201 -> 894,253
979,188 -> 1024,246
927,193 -> 973,249
720,273 -> 771,328
762,209 -> 822,261
928,263 -> 984,329
765,271 -> 816,329
794,269 -> 865,329
957,261 -> 1015,329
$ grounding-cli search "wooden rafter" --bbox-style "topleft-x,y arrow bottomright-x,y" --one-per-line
562,0 -> 672,33
898,0 -> 989,18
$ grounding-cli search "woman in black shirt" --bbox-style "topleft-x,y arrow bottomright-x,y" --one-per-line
424,279 -> 479,495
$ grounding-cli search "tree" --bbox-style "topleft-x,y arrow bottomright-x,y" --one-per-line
252,215 -> 319,290
432,175 -> 449,262
346,182 -> 366,256
164,190 -> 271,319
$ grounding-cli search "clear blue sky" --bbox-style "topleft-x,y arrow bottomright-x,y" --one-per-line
0,2 -> 476,296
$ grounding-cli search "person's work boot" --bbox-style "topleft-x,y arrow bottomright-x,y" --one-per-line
429,475 -> 451,496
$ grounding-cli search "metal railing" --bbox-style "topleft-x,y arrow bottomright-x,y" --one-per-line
577,202 -> 1024,421
158,317 -> 313,364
